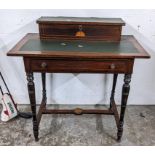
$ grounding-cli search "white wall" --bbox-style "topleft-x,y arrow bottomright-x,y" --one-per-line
0,9 -> 155,105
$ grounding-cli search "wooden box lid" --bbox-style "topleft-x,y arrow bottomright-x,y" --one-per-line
36,16 -> 125,26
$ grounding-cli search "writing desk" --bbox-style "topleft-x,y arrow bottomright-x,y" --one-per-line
7,17 -> 150,142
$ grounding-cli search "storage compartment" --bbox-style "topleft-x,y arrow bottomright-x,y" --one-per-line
37,17 -> 125,41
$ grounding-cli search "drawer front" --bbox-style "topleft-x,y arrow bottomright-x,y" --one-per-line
39,23 -> 122,41
25,58 -> 133,73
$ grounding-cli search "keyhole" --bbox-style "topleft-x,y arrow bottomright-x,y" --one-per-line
79,25 -> 83,31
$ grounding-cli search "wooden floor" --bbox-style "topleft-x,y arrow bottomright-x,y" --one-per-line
0,105 -> 155,146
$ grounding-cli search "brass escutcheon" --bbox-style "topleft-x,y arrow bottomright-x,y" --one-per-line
75,25 -> 86,37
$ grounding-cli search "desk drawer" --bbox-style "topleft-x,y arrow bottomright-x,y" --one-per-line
25,58 -> 133,73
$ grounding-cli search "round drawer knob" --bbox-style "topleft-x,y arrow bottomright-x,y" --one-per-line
110,63 -> 116,69
41,62 -> 47,68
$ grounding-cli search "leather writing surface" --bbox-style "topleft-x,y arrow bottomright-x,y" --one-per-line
20,39 -> 139,54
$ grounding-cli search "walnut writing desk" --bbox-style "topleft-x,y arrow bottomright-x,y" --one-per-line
7,17 -> 150,142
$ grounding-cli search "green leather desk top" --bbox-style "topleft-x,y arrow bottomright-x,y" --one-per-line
7,33 -> 150,59
20,39 -> 138,54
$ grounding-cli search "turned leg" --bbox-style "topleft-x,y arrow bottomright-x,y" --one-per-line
26,73 -> 39,141
110,74 -> 118,109
41,73 -> 47,105
117,74 -> 131,141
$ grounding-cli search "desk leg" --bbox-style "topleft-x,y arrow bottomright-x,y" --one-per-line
110,74 -> 118,109
117,74 -> 131,141
26,72 -> 39,141
41,73 -> 47,105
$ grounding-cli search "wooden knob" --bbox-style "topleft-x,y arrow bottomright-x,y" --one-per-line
110,64 -> 115,69
41,62 -> 47,68
74,108 -> 83,115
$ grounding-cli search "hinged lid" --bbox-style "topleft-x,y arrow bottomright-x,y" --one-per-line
36,16 -> 125,26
